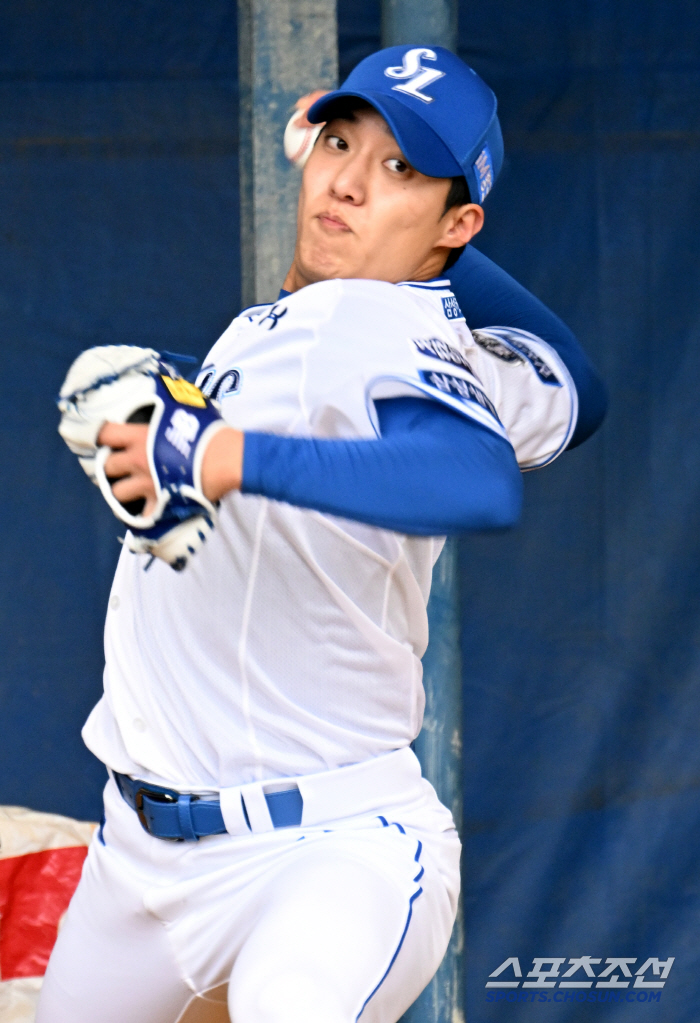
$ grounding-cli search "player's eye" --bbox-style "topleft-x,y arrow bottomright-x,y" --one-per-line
325,134 -> 349,152
384,158 -> 408,173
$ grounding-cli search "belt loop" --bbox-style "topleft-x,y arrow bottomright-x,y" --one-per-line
219,787 -> 252,835
239,782 -> 275,833
176,794 -> 198,842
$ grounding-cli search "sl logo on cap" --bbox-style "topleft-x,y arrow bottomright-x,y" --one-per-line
384,48 -> 445,104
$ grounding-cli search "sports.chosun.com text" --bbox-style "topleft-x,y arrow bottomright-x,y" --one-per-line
487,990 -> 662,1004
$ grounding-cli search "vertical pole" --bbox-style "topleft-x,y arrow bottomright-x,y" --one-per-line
382,0 -> 457,51
380,6 -> 463,1021
238,0 -> 337,308
408,541 -> 465,1023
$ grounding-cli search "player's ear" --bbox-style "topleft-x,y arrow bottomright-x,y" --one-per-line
438,203 -> 484,250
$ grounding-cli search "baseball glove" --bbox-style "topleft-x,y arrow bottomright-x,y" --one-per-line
57,345 -> 227,571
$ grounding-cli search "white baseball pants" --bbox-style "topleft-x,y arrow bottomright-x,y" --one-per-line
37,765 -> 460,1023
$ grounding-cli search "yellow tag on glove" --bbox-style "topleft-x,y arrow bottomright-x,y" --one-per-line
161,375 -> 207,408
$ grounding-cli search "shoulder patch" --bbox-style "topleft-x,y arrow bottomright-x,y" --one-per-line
473,328 -> 562,386
508,337 -> 561,385
472,330 -> 524,364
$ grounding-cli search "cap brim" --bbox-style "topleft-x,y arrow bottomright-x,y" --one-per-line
307,89 -> 462,179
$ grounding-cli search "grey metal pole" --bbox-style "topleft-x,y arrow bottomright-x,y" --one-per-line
382,0 -> 457,51
379,6 -> 464,1022
407,541 -> 465,1023
238,0 -> 337,308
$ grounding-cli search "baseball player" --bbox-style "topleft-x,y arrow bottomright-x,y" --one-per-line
39,46 -> 604,1023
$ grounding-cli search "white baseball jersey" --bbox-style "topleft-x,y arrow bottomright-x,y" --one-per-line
82,277 -> 577,792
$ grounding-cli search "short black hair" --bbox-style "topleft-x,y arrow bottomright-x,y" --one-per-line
442,175 -> 471,217
319,96 -> 374,122
441,176 -> 472,271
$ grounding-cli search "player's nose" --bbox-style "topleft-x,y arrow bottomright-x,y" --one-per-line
328,152 -> 368,205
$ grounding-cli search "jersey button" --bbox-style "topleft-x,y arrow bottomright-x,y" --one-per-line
133,718 -> 146,733
110,595 -> 120,610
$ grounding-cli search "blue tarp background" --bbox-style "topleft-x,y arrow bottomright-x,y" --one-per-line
1,2 -> 699,1019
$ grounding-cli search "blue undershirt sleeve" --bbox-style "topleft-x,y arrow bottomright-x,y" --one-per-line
448,245 -> 607,447
241,396 -> 523,536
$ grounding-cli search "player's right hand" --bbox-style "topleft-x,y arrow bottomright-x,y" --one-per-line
294,90 -> 330,127
284,90 -> 329,167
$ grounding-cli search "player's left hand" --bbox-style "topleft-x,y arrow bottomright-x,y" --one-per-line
99,422 -> 156,514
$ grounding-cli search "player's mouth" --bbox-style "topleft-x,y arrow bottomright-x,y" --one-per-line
316,212 -> 351,233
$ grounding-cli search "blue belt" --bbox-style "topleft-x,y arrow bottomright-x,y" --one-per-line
114,772 -> 303,841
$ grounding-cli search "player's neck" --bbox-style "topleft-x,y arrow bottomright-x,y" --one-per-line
282,249 -> 451,293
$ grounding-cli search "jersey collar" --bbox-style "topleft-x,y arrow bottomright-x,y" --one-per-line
278,278 -> 450,301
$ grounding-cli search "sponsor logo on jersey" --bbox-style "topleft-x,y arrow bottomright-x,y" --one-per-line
164,408 -> 200,458
441,295 -> 464,320
161,375 -> 207,407
420,370 -> 499,420
472,330 -> 524,363
507,337 -> 561,385
258,303 -> 288,330
473,145 -> 494,202
384,48 -> 445,104
413,337 -> 474,374
473,330 -> 561,386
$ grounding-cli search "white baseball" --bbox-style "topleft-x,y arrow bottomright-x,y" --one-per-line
284,110 -> 323,168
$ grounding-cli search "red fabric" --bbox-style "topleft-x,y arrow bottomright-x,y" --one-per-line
0,847 -> 87,979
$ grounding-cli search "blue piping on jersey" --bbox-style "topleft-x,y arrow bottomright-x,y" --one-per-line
355,886 -> 423,1020
397,278 -> 451,290
376,817 -> 410,837
356,883 -> 421,1018
355,822 -> 424,1021
365,374 -> 509,443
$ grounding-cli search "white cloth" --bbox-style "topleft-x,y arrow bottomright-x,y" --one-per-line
82,277 -> 576,791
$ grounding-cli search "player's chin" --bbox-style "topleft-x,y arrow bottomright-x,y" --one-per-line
296,244 -> 357,285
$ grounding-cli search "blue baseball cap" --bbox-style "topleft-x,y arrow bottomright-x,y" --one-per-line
307,46 -> 503,204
